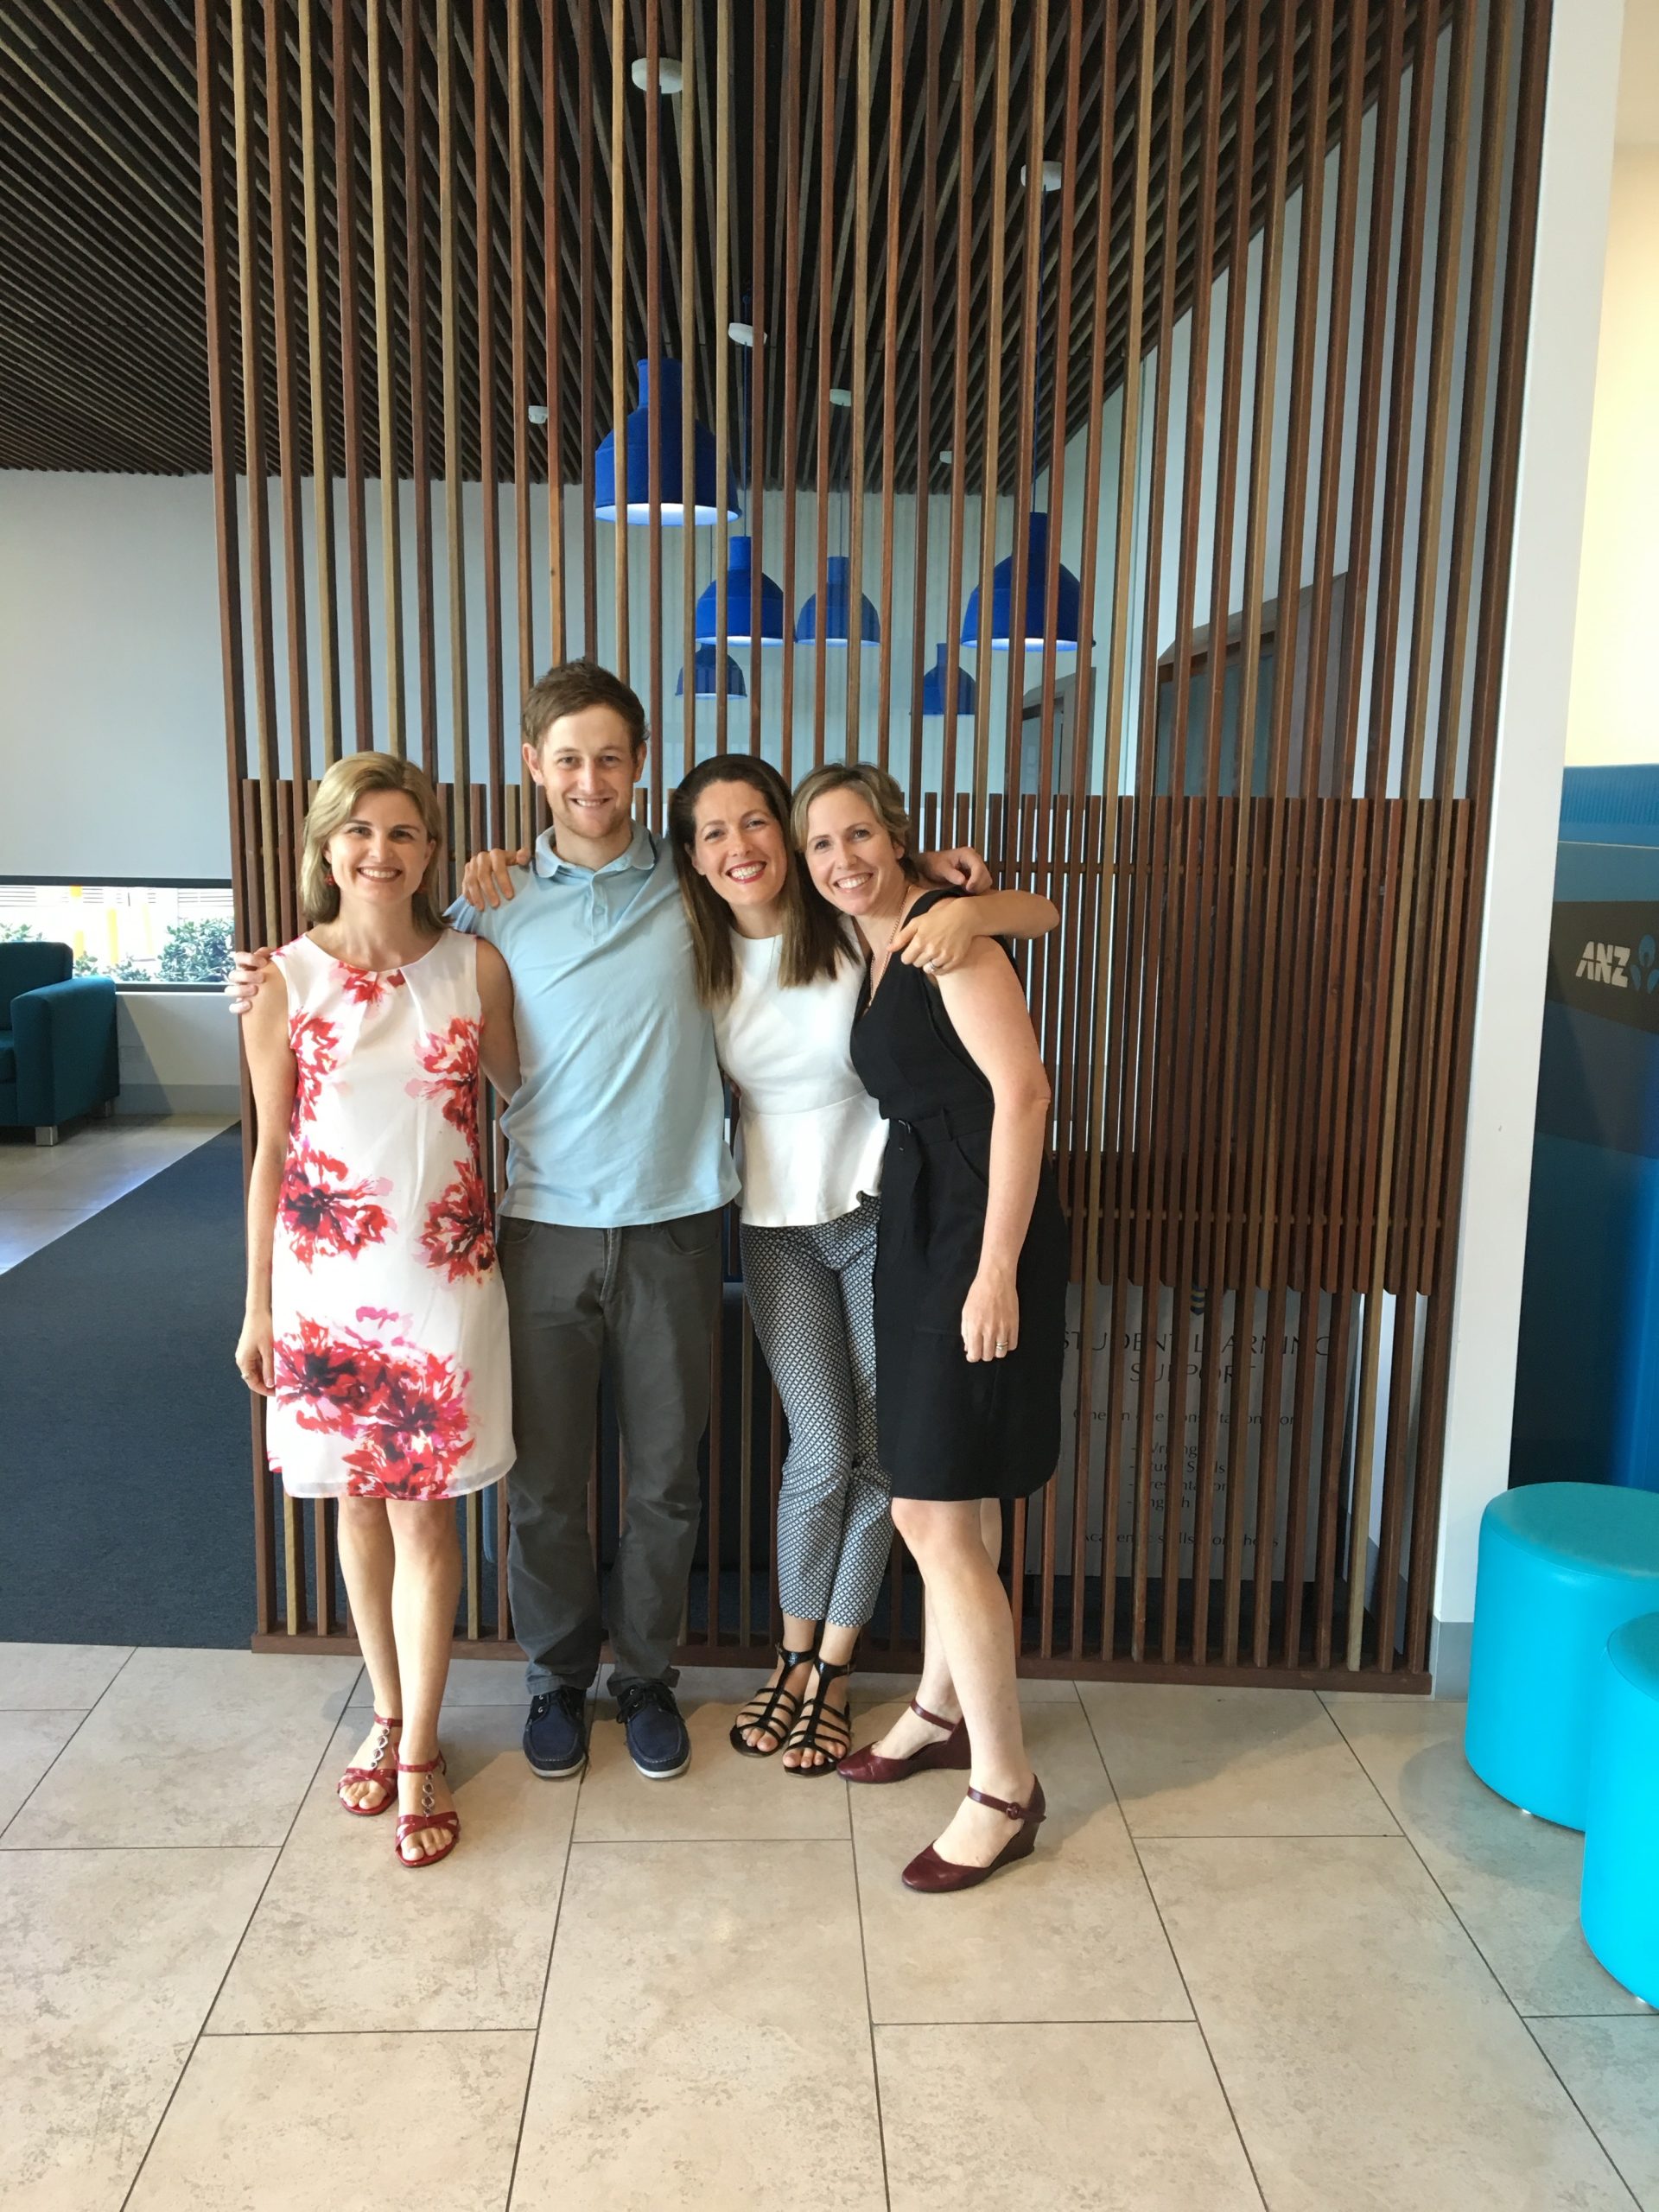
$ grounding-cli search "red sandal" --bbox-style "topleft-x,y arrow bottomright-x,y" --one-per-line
394,1754 -> 460,1869
337,1714 -> 401,1817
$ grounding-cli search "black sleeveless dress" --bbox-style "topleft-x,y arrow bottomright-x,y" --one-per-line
849,888 -> 1068,1500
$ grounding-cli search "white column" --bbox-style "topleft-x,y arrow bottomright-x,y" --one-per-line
1431,0 -> 1627,1689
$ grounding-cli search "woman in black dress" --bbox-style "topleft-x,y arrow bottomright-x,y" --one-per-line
792,762 -> 1067,1892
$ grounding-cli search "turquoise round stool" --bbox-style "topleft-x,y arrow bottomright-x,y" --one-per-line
1580,1612 -> 1659,2005
1465,1483 -> 1659,1829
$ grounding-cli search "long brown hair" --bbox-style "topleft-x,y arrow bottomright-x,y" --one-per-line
668,755 -> 849,1006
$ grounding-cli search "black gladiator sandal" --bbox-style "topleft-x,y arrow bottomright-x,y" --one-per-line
783,1652 -> 856,1778
729,1635 -> 819,1758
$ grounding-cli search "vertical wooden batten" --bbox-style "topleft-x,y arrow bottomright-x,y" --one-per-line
197,0 -> 1553,1690
334,0 -> 374,747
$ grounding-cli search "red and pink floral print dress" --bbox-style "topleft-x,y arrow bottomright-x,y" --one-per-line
265,929 -> 512,1502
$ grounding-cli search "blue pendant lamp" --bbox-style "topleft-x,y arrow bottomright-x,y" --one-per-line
795,387 -> 880,646
962,511 -> 1084,652
696,321 -> 787,645
962,164 -> 1084,652
676,644 -> 747,699
921,640 -> 976,716
594,359 -> 740,524
697,536 -> 785,645
795,555 -> 880,647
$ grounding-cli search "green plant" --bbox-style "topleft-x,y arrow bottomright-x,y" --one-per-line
0,922 -> 41,944
156,917 -> 234,983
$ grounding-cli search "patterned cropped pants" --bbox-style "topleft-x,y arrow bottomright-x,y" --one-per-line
739,1196 -> 894,1630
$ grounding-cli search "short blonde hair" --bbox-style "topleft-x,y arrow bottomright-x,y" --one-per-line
300,753 -> 447,930
790,760 -> 922,884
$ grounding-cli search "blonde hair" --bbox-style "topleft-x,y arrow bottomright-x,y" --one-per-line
300,753 -> 447,931
790,760 -> 923,885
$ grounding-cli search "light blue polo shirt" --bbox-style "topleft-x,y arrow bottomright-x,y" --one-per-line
448,822 -> 737,1228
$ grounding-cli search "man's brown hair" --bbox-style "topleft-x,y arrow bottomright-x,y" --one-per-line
520,658 -> 647,756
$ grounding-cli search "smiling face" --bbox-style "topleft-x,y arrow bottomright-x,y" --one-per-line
321,788 -> 436,914
524,702 -> 645,858
801,785 -> 908,918
687,777 -> 791,919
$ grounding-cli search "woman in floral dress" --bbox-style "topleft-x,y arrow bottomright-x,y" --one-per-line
237,753 -> 518,1868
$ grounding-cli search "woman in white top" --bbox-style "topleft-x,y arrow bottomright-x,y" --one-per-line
667,755 -> 1057,1771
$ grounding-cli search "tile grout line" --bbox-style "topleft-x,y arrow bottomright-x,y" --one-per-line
847,1779 -> 893,2212
1317,1698 -> 1646,2212
117,1664 -> 366,2212
504,1699 -> 589,2212
1075,1695 -> 1273,2212
0,1646 -> 140,1845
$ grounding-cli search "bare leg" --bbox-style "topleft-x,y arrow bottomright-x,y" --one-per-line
386,1500 -> 463,1862
782,1617 -> 859,1772
336,1497 -> 401,1808
735,1609 -> 817,1752
892,1497 -> 1034,1869
865,1497 -> 1003,1763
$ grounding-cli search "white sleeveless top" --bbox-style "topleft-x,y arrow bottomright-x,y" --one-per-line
713,931 -> 887,1229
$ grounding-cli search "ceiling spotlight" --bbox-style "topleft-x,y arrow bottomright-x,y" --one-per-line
1019,160 -> 1065,193
829,386 -> 853,408
527,404 -> 549,426
728,321 -> 755,347
938,448 -> 953,465
631,55 -> 683,93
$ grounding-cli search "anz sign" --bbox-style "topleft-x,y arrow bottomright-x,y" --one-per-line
1573,938 -> 1659,993
1550,906 -> 1659,1036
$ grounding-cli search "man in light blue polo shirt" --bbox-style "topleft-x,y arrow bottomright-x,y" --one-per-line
452,660 -> 736,1783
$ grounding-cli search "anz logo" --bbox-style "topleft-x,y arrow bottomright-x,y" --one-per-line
1575,936 -> 1659,995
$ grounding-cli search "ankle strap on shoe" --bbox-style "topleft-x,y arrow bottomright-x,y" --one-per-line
372,1713 -> 402,1729
397,1755 -> 443,1775
909,1699 -> 958,1732
966,1783 -> 1029,1821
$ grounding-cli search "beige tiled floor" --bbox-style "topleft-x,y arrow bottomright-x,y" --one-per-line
2,1642 -> 1656,2212
0,1115 -> 234,1273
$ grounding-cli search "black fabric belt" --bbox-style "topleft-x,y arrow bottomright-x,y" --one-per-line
892,1102 -> 995,1143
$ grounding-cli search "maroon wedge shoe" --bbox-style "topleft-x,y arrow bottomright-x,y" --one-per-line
900,1777 -> 1046,1893
838,1699 -> 972,1783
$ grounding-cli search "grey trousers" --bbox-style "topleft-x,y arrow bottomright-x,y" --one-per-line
499,1210 -> 721,1696
740,1198 -> 893,1629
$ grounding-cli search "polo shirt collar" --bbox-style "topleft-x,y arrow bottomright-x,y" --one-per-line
532,819 -> 656,882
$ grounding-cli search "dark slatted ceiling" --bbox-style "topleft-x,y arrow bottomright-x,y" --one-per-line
2,0 -> 1420,486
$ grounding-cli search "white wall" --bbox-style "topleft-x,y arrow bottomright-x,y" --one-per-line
115,991 -> 240,1116
1563,141 -> 1659,766
0,474 -> 230,880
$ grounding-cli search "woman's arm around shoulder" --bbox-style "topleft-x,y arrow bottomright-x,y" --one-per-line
474,936 -> 521,1098
893,884 -> 1058,974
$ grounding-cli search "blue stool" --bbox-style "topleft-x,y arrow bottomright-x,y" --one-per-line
1465,1483 -> 1659,1828
1580,1612 -> 1659,2005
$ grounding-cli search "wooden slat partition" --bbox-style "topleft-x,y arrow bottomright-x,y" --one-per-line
200,0 -> 1549,1688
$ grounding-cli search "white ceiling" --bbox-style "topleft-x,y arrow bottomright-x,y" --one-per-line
1617,0 -> 1659,145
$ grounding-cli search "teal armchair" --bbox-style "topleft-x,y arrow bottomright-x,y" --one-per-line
0,943 -> 119,1145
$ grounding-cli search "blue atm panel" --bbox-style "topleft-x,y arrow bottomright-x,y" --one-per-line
1513,893 -> 1659,1491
